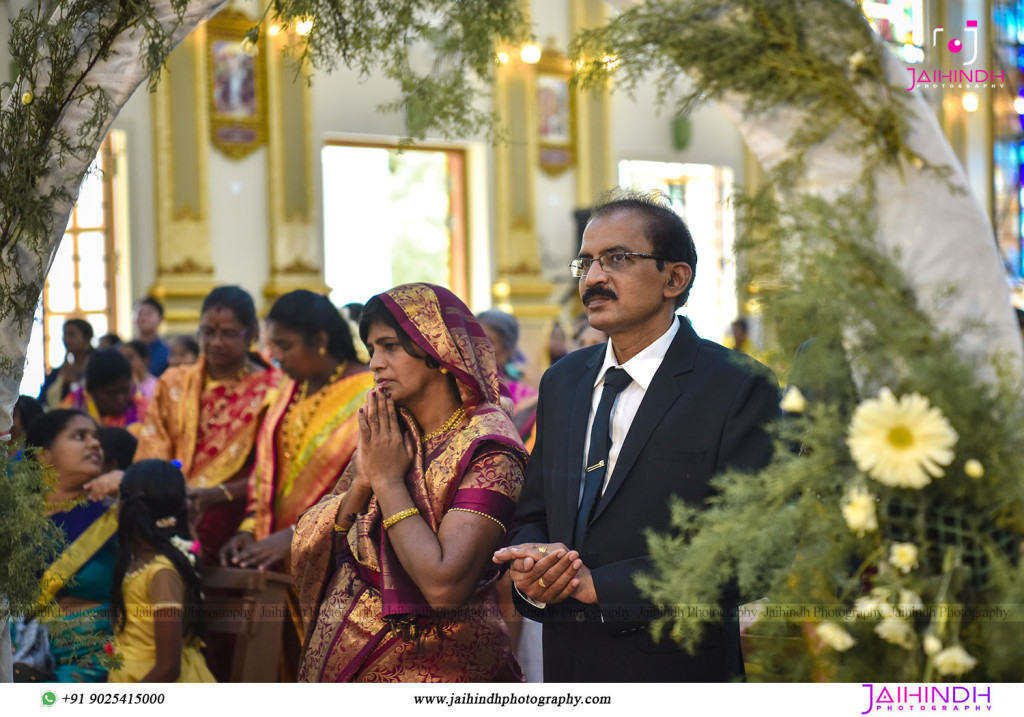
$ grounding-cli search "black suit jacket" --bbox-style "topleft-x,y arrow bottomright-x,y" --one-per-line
511,317 -> 779,682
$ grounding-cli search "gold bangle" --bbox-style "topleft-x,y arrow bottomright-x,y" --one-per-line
382,507 -> 419,530
218,484 -> 233,502
448,508 -> 506,534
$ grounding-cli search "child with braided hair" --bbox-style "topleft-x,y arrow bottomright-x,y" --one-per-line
108,459 -> 215,682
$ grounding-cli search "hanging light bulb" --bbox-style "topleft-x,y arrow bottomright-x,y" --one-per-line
296,17 -> 314,36
520,42 -> 542,64
496,51 -> 509,65
268,24 -> 282,37
1014,96 -> 1024,115
961,92 -> 979,113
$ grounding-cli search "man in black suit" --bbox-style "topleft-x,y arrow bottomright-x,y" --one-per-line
493,190 -> 779,682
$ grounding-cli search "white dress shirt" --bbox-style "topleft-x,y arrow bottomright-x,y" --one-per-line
579,317 -> 680,503
516,317 -> 680,611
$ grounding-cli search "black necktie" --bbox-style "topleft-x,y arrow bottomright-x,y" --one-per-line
575,367 -> 633,544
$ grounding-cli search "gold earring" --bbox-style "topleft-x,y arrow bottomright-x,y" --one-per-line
319,346 -> 327,356
440,367 -> 449,375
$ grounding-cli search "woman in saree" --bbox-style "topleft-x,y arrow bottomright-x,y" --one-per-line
220,289 -> 373,570
27,409 -> 116,682
134,286 -> 281,562
293,283 -> 528,683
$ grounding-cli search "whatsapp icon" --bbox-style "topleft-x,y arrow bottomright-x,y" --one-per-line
42,691 -> 57,706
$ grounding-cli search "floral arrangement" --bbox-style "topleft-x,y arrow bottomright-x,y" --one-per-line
631,196 -> 1024,681
573,0 -> 1024,682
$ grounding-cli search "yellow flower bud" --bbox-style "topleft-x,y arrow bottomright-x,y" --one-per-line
21,91 -> 33,105
964,459 -> 984,479
780,385 -> 807,413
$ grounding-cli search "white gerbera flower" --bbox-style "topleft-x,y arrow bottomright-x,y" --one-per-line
841,486 -> 878,536
816,621 -> 856,652
889,542 -> 920,574
847,388 -> 957,489
874,617 -> 917,650
933,645 -> 977,676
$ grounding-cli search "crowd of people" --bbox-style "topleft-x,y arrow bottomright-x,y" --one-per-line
9,189 -> 782,684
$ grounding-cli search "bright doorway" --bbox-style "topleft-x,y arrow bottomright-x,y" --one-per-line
321,142 -> 467,307
618,160 -> 738,344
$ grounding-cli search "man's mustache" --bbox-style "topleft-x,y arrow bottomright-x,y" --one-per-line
582,287 -> 617,304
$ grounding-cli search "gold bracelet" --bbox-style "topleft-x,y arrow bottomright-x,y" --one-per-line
382,507 -> 419,530
218,484 -> 233,502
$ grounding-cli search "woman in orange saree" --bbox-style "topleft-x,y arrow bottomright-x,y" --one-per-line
293,283 -> 527,683
220,290 -> 373,571
134,286 -> 280,563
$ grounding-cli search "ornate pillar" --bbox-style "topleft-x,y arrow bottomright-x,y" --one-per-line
149,29 -> 215,332
262,28 -> 324,306
571,0 -> 615,206
492,43 -> 555,308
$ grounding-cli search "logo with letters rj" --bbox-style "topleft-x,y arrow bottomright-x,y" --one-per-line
936,20 -> 980,65
905,20 -> 1005,91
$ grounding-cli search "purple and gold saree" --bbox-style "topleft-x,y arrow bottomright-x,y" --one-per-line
292,284 -> 527,683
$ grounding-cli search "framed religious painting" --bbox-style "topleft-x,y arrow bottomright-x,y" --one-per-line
536,50 -> 575,176
206,8 -> 267,159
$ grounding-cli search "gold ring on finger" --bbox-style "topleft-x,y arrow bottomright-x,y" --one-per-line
538,578 -> 547,589
537,547 -> 547,553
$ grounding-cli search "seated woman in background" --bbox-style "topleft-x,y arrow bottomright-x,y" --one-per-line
120,340 -> 158,401
293,283 -> 527,683
221,290 -> 373,571
61,348 -> 147,435
134,286 -> 280,563
27,409 -> 117,682
168,335 -> 200,368
477,309 -> 538,451
40,318 -> 95,409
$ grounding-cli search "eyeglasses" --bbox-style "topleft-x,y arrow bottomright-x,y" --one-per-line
568,251 -> 666,278
197,327 -> 248,342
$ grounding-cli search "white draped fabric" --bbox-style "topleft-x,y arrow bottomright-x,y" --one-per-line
0,0 -> 227,682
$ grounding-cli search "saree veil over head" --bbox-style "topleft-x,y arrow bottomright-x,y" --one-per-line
377,283 -> 515,416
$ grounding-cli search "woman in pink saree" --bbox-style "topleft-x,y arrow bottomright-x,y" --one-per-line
292,284 -> 527,682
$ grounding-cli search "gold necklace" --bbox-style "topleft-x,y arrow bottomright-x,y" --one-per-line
420,406 -> 466,443
281,362 -> 347,461
204,361 -> 252,389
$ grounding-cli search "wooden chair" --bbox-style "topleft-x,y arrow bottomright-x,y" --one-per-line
200,566 -> 294,683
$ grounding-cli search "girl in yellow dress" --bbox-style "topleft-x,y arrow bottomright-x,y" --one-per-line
109,459 -> 215,682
